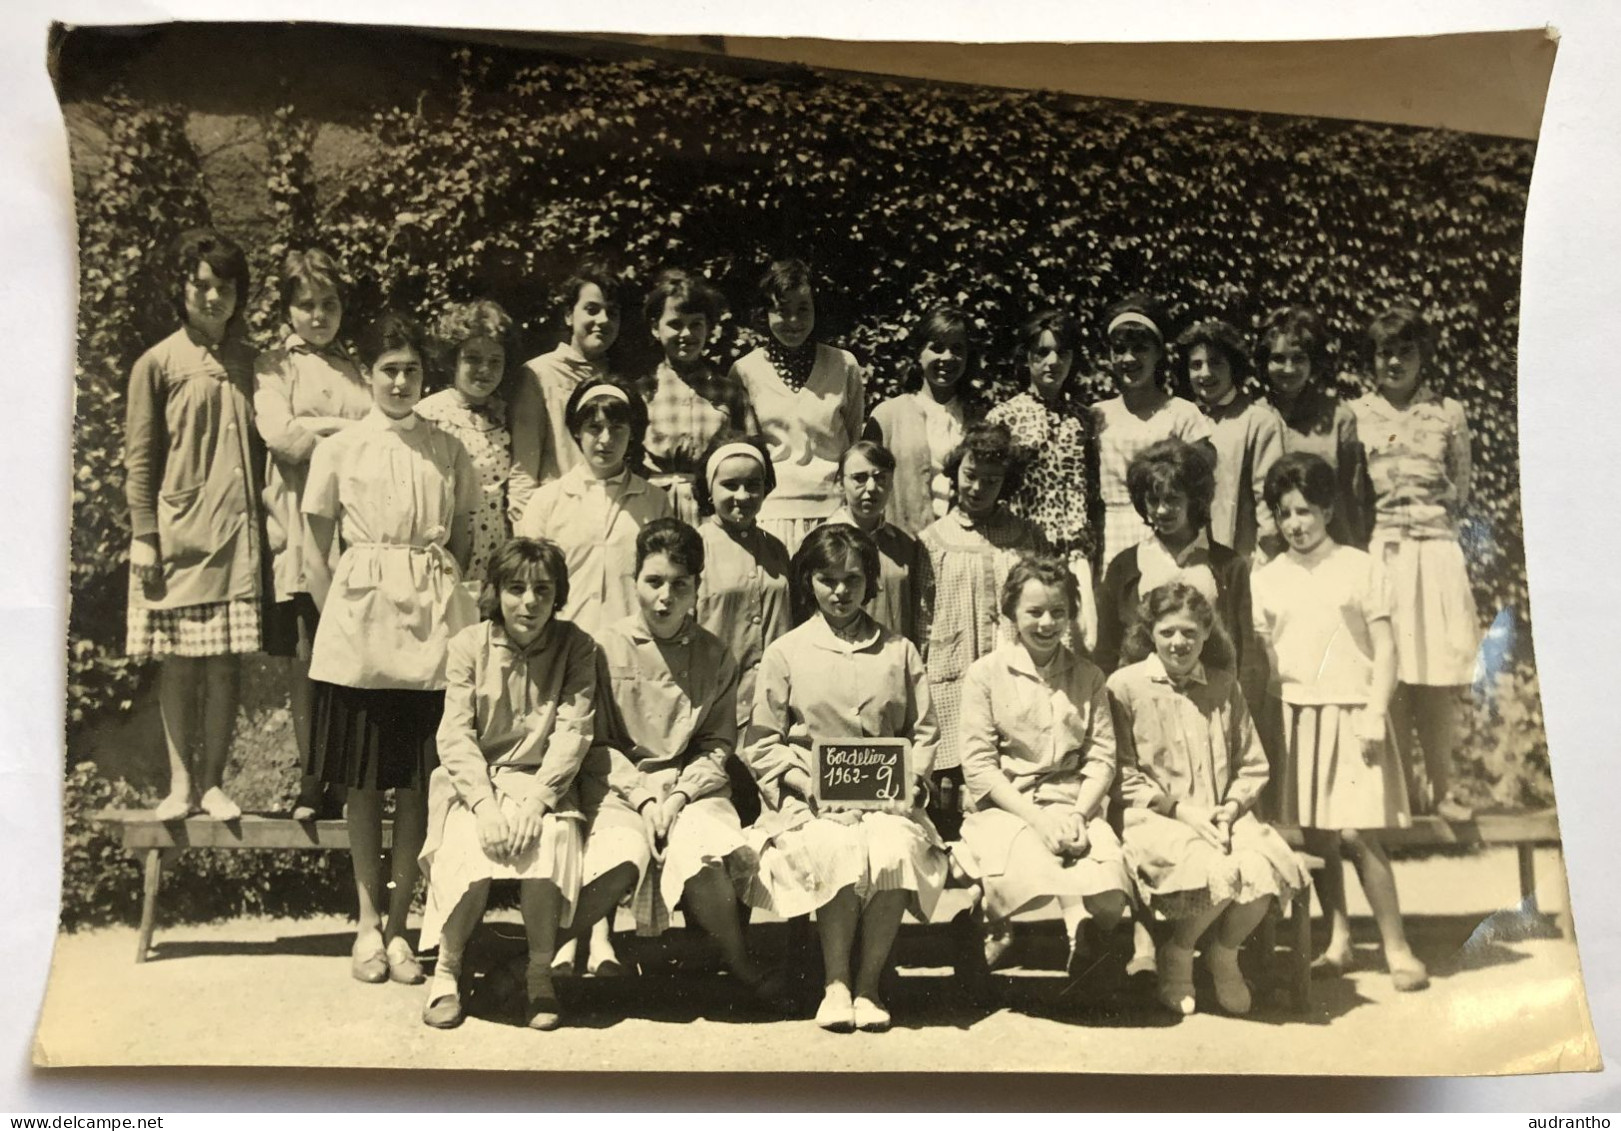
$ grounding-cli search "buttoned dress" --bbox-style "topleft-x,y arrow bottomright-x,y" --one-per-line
696,517 -> 795,733
1348,390 -> 1480,686
741,616 -> 947,920
124,326 -> 264,658
1252,541 -> 1412,830
1090,393 -> 1213,571
824,506 -> 922,646
866,390 -> 965,537
514,464 -> 673,636
917,506 -> 1051,770
578,616 -> 753,935
955,644 -> 1131,922
507,343 -> 608,520
415,388 -> 512,586
418,619 -> 598,948
1108,655 -> 1308,919
635,361 -> 754,524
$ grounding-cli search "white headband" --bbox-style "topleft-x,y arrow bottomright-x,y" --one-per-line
578,383 -> 631,409
1106,311 -> 1164,342
705,442 -> 766,488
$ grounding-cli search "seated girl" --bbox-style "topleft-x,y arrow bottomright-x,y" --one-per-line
743,523 -> 946,1033
418,537 -> 598,1031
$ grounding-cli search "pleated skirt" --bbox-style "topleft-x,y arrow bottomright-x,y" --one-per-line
1371,535 -> 1481,687
308,682 -> 442,792
1275,700 -> 1412,830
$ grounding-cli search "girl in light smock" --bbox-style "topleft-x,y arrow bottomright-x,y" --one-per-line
303,311 -> 479,987
743,523 -> 946,1033
1347,303 -> 1480,823
569,519 -> 781,1005
1252,453 -> 1427,993
728,258 -> 865,555
515,378 -> 672,636
254,248 -> 372,821
126,229 -> 263,823
417,299 -> 520,588
1108,582 -> 1309,1017
956,554 -> 1131,980
419,538 -> 597,1032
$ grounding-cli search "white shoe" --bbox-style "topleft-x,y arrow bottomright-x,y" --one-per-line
199,786 -> 241,821
815,984 -> 855,1032
1207,944 -> 1252,1014
853,995 -> 892,1032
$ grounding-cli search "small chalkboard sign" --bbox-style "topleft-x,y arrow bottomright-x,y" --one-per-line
812,738 -> 912,811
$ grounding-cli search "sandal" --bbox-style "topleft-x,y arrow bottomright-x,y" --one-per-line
386,937 -> 425,985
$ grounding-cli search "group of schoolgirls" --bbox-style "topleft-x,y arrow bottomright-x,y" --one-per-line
123,228 -> 1479,1031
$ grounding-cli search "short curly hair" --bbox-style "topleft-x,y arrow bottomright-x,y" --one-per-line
1175,318 -> 1250,388
277,248 -> 348,321
171,228 -> 250,333
1256,305 -> 1332,386
435,299 -> 520,392
1121,580 -> 1236,670
1362,300 -> 1434,374
943,421 -> 1024,507
1000,552 -> 1081,623
478,537 -> 570,622
1126,438 -> 1216,533
643,267 -> 725,326
1263,451 -> 1338,517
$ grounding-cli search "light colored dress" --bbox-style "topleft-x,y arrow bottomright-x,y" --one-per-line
917,506 -> 1050,770
507,342 -> 607,520
301,408 -> 479,690
415,388 -> 512,586
1348,389 -> 1480,686
824,506 -> 921,645
1252,540 -> 1412,829
514,463 -> 673,636
730,342 -> 865,555
418,619 -> 597,949
1090,393 -> 1213,571
695,517 -> 795,734
579,615 -> 753,936
741,615 -> 946,921
987,390 -> 1096,563
955,643 -> 1131,922
253,329 -> 372,603
635,360 -> 754,524
1202,392 -> 1285,562
1108,654 -> 1309,919
866,390 -> 964,536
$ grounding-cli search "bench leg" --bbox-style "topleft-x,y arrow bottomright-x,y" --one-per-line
1517,843 -> 1538,913
1291,886 -> 1312,1014
137,847 -> 162,963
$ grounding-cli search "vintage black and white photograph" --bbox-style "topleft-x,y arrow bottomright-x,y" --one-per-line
30,19 -> 1597,1074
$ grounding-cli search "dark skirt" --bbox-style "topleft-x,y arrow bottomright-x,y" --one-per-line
262,593 -> 320,660
308,682 -> 443,792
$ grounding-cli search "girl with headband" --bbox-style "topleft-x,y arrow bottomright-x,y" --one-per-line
691,429 -> 794,828
1089,294 -> 1214,573
516,375 -> 671,976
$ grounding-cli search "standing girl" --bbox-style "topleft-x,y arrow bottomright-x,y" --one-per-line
255,248 -> 373,821
1252,454 -> 1428,991
956,554 -> 1131,978
514,378 -> 672,635
986,309 -> 1100,646
126,229 -> 262,822
418,537 -> 597,1031
692,429 -> 795,828
636,268 -> 755,524
303,311 -> 480,984
743,523 -> 946,1032
417,299 -> 521,589
1347,303 -> 1479,822
864,305 -> 974,536
509,261 -> 623,517
825,440 -> 922,645
1108,582 -> 1309,1015
1090,294 -> 1214,572
569,519 -> 778,1002
917,422 -> 1051,815
1178,317 -> 1285,563
1256,305 -> 1372,551
729,258 -> 865,556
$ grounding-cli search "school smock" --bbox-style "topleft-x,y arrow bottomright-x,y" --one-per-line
301,408 -> 480,689
124,326 -> 263,610
415,388 -> 512,585
1202,391 -> 1285,562
825,506 -> 921,645
513,463 -> 673,636
730,343 -> 866,526
507,342 -> 608,520
1251,540 -> 1411,828
917,505 -> 1051,769
866,390 -> 965,536
1107,654 -> 1307,916
695,516 -> 794,732
954,643 -> 1130,919
419,617 -> 598,947
1272,386 -> 1372,550
635,361 -> 755,524
253,329 -> 372,602
579,615 -> 750,934
1348,389 -> 1479,686
1089,393 -> 1213,572
986,390 -> 1097,561
741,614 -> 946,919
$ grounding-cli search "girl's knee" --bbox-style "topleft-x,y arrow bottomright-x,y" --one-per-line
1086,889 -> 1128,920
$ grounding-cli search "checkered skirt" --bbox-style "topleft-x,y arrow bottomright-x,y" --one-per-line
126,597 -> 262,659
